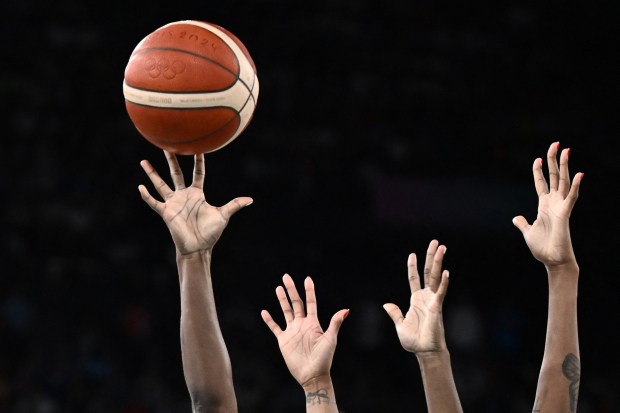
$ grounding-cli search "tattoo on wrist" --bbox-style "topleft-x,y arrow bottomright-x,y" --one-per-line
306,389 -> 330,405
562,353 -> 580,412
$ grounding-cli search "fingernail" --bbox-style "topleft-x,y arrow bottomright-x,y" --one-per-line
556,141 -> 561,150
445,270 -> 450,278
343,309 -> 350,319
246,200 -> 254,206
567,148 -> 571,158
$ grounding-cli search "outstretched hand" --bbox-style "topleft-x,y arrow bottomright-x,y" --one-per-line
384,240 -> 450,354
261,275 -> 348,389
512,142 -> 583,271
138,150 -> 253,255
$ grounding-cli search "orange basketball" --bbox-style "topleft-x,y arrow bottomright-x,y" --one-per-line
123,21 -> 259,154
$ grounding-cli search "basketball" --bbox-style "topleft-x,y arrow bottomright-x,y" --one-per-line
123,21 -> 259,154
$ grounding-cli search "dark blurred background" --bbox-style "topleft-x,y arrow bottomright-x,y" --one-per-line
1,0 -> 618,411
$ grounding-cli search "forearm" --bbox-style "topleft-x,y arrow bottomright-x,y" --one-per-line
534,264 -> 580,412
177,250 -> 237,412
417,351 -> 463,413
302,376 -> 340,413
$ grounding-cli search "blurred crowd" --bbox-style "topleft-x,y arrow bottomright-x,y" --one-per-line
0,0 -> 617,411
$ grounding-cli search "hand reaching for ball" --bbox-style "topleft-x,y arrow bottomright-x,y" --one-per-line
138,150 -> 253,255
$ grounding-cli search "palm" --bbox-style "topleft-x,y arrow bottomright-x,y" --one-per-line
513,144 -> 582,269
160,187 -> 229,254
262,275 -> 347,387
384,242 -> 450,355
277,318 -> 336,386
397,289 -> 445,353
522,192 -> 574,266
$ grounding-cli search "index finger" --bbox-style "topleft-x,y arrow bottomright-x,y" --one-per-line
532,158 -> 548,197
407,253 -> 421,293
140,160 -> 174,200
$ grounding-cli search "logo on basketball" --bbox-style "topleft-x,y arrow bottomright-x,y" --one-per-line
145,58 -> 186,80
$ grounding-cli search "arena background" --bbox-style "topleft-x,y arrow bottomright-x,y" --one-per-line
1,0 -> 618,411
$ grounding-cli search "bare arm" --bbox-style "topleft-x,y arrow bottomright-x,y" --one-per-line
262,275 -> 348,413
384,240 -> 463,413
513,142 -> 583,412
139,151 -> 252,412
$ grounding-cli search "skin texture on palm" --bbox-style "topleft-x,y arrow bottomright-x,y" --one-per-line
262,275 -> 348,413
384,240 -> 463,413
139,151 -> 252,413
513,142 -> 583,413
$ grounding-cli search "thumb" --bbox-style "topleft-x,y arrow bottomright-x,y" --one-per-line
220,197 -> 254,219
325,309 -> 349,337
512,215 -> 530,235
383,303 -> 404,325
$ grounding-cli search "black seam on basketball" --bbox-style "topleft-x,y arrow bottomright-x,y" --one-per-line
125,74 -> 254,96
132,47 -> 240,79
237,81 -> 255,117
124,80 -> 236,95
182,21 -> 258,97
128,48 -> 255,94
183,22 -> 242,80
125,100 -> 235,111
151,113 -> 240,145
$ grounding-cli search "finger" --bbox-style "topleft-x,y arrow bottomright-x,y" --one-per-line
191,153 -> 205,189
435,270 -> 450,306
261,310 -> 283,337
325,309 -> 349,338
546,142 -> 560,192
512,215 -> 531,235
276,285 -> 294,323
164,150 -> 186,190
532,158 -> 549,197
140,160 -> 174,199
558,148 -> 571,197
283,274 -> 305,318
382,303 -> 404,325
428,245 -> 447,292
407,253 -> 421,293
565,172 -> 583,213
138,184 -> 164,215
304,277 -> 318,317
423,240 -> 439,288
220,197 -> 254,220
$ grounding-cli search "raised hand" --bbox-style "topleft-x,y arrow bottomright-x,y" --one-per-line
138,150 -> 252,255
512,142 -> 584,270
514,143 -> 583,413
383,240 -> 450,354
261,275 -> 348,389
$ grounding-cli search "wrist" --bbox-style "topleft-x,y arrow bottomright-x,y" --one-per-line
415,349 -> 451,365
301,375 -> 333,393
177,249 -> 212,260
546,262 -> 579,294
545,260 -> 579,277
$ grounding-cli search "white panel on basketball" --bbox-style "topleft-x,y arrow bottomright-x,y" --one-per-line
223,91 -> 256,147
123,79 -> 251,110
